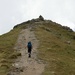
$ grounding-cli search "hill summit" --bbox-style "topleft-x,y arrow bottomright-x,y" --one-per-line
14,15 -> 73,32
0,15 -> 75,75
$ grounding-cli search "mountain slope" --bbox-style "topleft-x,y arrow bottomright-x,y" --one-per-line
0,16 -> 75,75
34,22 -> 75,75
0,27 -> 22,75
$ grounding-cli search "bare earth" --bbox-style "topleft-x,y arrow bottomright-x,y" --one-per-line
12,28 -> 45,75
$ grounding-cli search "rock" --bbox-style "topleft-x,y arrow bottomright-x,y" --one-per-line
14,63 -> 19,68
65,41 -> 71,44
62,26 -> 73,32
30,15 -> 44,23
39,15 -> 44,21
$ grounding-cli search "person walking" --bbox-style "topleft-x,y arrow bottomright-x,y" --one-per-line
27,41 -> 32,58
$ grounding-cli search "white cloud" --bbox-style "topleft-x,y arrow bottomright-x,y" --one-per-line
0,0 -> 75,35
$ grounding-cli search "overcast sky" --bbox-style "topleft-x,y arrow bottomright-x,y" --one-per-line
0,0 -> 75,35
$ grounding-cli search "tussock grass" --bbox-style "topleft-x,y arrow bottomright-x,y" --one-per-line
34,24 -> 75,75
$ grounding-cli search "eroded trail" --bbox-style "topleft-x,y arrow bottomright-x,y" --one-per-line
13,28 -> 45,75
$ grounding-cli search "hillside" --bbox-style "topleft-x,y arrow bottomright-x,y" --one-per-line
0,16 -> 75,75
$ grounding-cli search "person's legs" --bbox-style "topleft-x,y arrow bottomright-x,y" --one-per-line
29,52 -> 31,57
28,48 -> 31,58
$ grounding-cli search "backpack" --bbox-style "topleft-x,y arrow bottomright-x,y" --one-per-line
27,42 -> 32,48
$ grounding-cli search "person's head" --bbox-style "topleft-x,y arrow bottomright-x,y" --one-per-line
28,41 -> 31,44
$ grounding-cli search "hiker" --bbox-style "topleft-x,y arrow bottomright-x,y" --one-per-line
27,41 -> 32,58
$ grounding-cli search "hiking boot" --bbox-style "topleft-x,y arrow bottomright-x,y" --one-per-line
28,54 -> 31,58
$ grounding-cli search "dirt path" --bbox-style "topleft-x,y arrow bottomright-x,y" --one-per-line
12,28 -> 45,75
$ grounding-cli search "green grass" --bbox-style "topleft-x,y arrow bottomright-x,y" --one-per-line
0,27 -> 22,75
34,23 -> 75,75
0,19 -> 75,75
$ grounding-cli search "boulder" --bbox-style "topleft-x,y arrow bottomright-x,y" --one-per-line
39,15 -> 44,21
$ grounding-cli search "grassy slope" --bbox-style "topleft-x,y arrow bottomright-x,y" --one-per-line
0,27 -> 22,75
0,22 -> 29,75
0,20 -> 75,75
34,22 -> 75,75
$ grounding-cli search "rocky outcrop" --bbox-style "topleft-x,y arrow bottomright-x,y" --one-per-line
30,15 -> 44,22
14,15 -> 44,29
62,26 -> 73,32
39,15 -> 44,21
